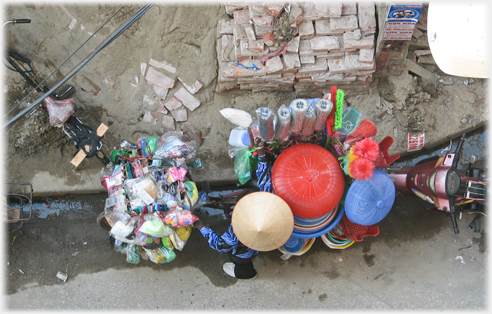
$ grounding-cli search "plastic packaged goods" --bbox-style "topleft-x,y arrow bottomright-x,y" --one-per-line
289,99 -> 309,134
275,104 -> 291,142
300,105 -> 317,137
313,99 -> 333,131
256,107 -> 276,142
228,127 -> 251,147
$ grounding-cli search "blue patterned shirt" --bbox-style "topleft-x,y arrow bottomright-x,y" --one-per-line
199,224 -> 258,259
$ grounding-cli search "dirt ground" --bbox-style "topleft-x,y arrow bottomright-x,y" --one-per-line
3,3 -> 488,194
2,3 -> 488,309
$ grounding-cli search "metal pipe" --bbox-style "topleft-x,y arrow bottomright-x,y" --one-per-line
4,3 -> 154,129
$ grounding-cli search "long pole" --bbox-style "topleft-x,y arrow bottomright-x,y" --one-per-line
4,2 -> 154,129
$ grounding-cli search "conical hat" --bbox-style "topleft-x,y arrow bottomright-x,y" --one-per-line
231,192 -> 294,252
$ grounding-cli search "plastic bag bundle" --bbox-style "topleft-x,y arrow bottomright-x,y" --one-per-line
220,108 -> 253,128
300,105 -> 317,136
275,104 -> 291,142
44,96 -> 75,127
313,99 -> 333,131
289,99 -> 309,134
256,107 -> 276,142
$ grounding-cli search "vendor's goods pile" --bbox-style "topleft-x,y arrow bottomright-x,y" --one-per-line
216,2 -> 376,96
98,131 -> 206,264
223,85 -> 399,259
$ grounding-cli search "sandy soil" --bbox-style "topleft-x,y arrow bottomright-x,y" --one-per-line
3,3 -> 488,193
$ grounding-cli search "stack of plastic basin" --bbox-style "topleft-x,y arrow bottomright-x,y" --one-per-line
272,144 -> 346,239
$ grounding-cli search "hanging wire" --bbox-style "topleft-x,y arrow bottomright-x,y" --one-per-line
5,3 -> 128,118
4,2 -> 154,129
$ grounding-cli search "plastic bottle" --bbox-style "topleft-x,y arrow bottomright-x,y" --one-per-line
228,127 -> 251,147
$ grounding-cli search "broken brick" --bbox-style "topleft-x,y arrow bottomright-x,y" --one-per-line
263,33 -> 276,46
286,36 -> 300,53
315,19 -> 343,36
300,55 -> 316,65
145,66 -> 175,89
248,4 -> 266,19
265,55 -> 284,74
245,24 -> 256,41
171,108 -> 188,122
178,78 -> 203,95
164,96 -> 182,111
174,87 -> 201,111
282,53 -> 301,71
265,3 -> 285,17
252,15 -> 273,36
248,39 -> 265,52
153,85 -> 168,99
149,59 -> 177,74
234,9 -> 250,25
161,115 -> 175,130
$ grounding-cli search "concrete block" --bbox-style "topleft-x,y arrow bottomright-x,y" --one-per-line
171,109 -> 188,122
265,3 -> 285,17
174,87 -> 201,111
286,36 -> 300,53
145,66 -> 175,89
249,4 -> 266,19
234,9 -> 250,26
218,19 -> 234,36
153,85 -> 168,99
310,36 -> 339,52
359,48 -> 374,63
245,25 -> 256,41
283,53 -> 301,71
161,115 -> 175,130
263,33 -> 276,46
330,15 -> 358,32
149,59 -> 177,74
300,55 -> 316,64
343,33 -> 374,50
342,3 -> 357,15
299,21 -> 315,39
164,96 -> 182,111
265,56 -> 284,74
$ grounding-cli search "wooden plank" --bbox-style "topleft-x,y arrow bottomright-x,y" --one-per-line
70,123 -> 108,167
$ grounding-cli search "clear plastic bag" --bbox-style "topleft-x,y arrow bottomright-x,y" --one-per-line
125,244 -> 141,264
143,245 -> 176,264
154,131 -> 196,159
275,104 -> 291,142
170,225 -> 192,251
44,96 -> 75,127
125,175 -> 158,208
164,208 -> 198,227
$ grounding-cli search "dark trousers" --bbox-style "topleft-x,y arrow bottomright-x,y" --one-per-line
227,251 -> 257,279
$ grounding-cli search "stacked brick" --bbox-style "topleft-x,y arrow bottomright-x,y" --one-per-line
216,2 -> 377,96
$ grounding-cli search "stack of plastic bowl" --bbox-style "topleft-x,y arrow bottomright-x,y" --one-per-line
272,144 -> 346,239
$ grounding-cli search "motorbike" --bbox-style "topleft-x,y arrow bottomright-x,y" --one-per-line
385,133 -> 487,234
